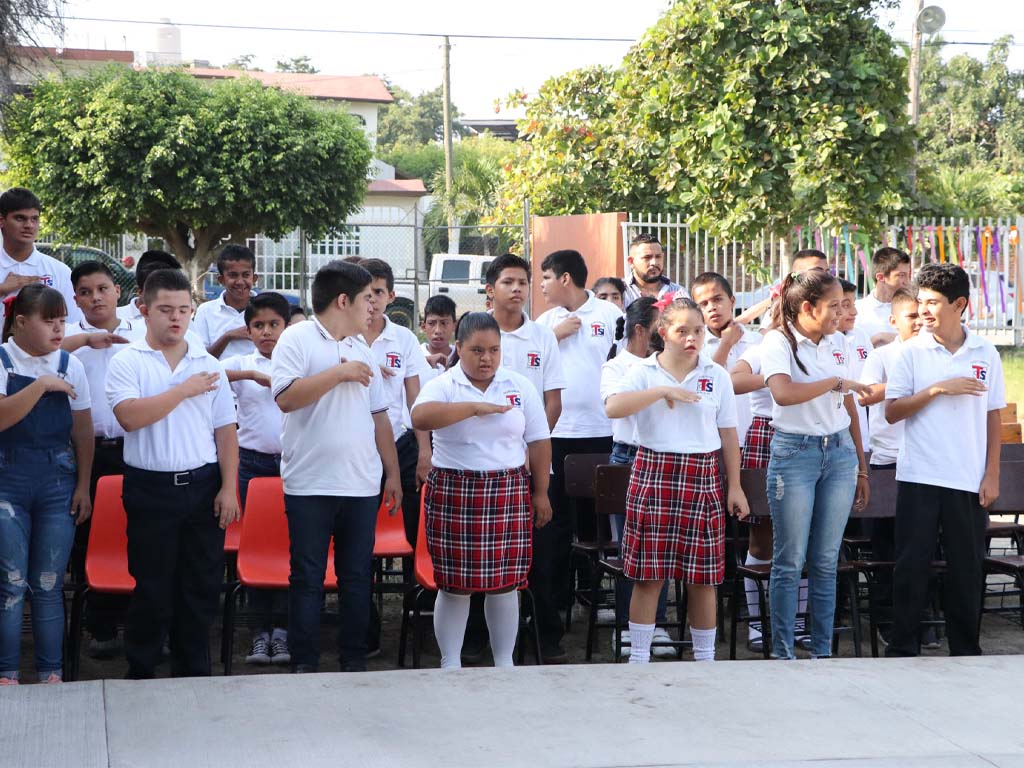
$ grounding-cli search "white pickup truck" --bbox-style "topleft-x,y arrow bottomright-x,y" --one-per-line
421,253 -> 495,319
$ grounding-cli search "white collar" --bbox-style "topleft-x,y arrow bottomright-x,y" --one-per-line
6,338 -> 57,364
214,290 -> 250,314
641,351 -> 715,380
919,324 -> 984,351
452,361 -> 514,390
0,246 -> 43,268
133,334 -> 208,359
77,316 -> 135,334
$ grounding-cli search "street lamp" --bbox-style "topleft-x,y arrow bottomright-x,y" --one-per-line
908,3 -> 946,125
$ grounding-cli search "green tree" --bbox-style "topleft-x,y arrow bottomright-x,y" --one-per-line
276,55 -> 318,74
498,0 -> 914,240
375,81 -> 463,154
1,67 -> 372,282
0,1 -> 63,96
225,53 -> 260,71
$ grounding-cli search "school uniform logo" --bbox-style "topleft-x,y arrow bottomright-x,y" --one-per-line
526,351 -> 542,368
832,351 -> 846,365
505,392 -> 523,407
697,377 -> 714,393
385,352 -> 402,369
855,346 -> 869,361
590,322 -> 606,337
971,361 -> 989,381
40,274 -> 54,287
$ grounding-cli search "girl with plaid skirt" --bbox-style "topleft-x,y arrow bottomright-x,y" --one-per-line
605,297 -> 749,663
411,312 -> 553,668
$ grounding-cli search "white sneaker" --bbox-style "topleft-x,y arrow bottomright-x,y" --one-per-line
651,627 -> 676,659
246,633 -> 271,665
613,630 -> 631,658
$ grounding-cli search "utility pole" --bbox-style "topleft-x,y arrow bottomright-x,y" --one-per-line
908,0 -> 924,125
442,35 -> 456,252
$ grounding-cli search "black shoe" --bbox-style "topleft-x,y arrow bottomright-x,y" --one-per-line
365,645 -> 382,660
291,664 -> 317,674
540,643 -> 568,664
341,662 -> 367,673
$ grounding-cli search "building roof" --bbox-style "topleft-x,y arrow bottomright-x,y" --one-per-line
462,119 -> 520,141
188,68 -> 393,104
12,46 -> 135,63
367,179 -> 428,196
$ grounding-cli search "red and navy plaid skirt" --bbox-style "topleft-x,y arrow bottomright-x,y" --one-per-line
741,415 -> 773,471
424,466 -> 532,592
621,448 -> 725,585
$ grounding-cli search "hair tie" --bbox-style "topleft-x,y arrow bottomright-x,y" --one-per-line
2,295 -> 17,310
653,290 -> 678,312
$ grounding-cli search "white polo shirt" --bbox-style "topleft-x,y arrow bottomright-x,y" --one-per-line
65,318 -> 146,438
854,293 -> 893,339
192,291 -> 255,360
412,364 -> 549,471
271,316 -> 388,497
887,326 -> 1006,493
496,312 -> 566,398
861,340 -> 906,466
706,329 -> 761,447
365,317 -> 430,441
618,353 -> 737,454
116,297 -> 143,321
0,246 -> 81,323
600,350 -> 646,446
737,344 -> 775,419
106,336 -> 235,472
0,339 -> 91,412
762,327 -> 851,436
222,352 -> 282,455
844,326 -> 873,450
536,292 -> 622,438
419,342 -> 450,386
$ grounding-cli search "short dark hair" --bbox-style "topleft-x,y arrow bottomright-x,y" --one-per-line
871,247 -> 911,277
890,287 -> 918,310
792,249 -> 828,270
311,260 -> 372,314
136,250 -> 181,290
838,278 -> 857,294
0,187 -> 41,215
423,294 -> 457,321
540,249 -> 588,288
485,253 -> 531,286
690,272 -> 733,299
592,276 -> 626,295
244,291 -> 291,325
629,232 -> 662,250
70,260 -> 115,287
217,244 -> 256,274
915,263 -> 969,309
290,305 -> 307,320
359,258 -> 395,292
142,268 -> 191,305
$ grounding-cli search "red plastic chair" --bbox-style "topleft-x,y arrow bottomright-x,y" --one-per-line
373,495 -> 412,558
221,477 -> 336,674
66,475 -> 134,681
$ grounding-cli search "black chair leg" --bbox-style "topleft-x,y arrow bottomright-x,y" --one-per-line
729,577 -> 741,660
756,581 -> 770,659
222,583 -> 241,676
66,585 -> 89,682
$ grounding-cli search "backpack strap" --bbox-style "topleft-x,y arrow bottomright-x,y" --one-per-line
57,350 -> 70,378
0,346 -> 14,374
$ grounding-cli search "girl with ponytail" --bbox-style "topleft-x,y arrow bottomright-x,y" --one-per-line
760,269 -> 871,660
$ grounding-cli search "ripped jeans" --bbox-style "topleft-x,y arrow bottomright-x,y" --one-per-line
0,447 -> 76,680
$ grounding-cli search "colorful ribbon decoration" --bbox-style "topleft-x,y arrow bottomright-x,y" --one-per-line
937,225 -> 945,263
989,226 -> 1006,314
928,226 -> 936,263
977,226 -> 989,312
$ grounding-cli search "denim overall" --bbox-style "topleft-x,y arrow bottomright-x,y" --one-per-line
0,346 -> 77,680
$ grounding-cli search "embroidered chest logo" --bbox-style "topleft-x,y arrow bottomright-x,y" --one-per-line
505,392 -> 523,407
40,274 -> 54,287
526,351 -> 542,368
385,352 -> 402,369
590,322 -> 606,337
856,346 -> 868,361
832,351 -> 846,365
971,362 -> 988,381
697,377 -> 714,393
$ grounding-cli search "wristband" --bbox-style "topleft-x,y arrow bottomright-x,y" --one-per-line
833,377 -> 843,392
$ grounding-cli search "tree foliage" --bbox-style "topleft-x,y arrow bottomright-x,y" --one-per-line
0,0 -> 62,97
498,0 -> 914,239
1,67 -> 373,281
225,54 -> 260,71
375,81 -> 464,154
276,55 -> 318,74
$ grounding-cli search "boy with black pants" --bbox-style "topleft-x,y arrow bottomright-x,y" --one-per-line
271,260 -> 401,673
107,269 -> 240,678
535,249 -> 621,662
884,264 -> 1004,657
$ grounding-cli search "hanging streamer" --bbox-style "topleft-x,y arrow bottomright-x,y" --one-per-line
928,226 -> 936,264
843,226 -> 853,281
977,225 -> 990,312
937,225 -> 945,263
991,226 -> 1006,314
906,223 -> 914,257
953,227 -> 973,316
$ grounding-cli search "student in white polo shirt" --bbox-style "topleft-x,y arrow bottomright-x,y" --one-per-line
855,247 -> 912,346
411,312 -> 552,668
193,245 -> 258,360
419,294 -> 457,383
221,291 -> 291,666
761,269 -> 871,660
117,251 -> 181,322
838,279 -> 873,452
0,187 -> 81,324
106,269 -> 239,679
534,248 -> 622,663
606,296 -> 748,663
884,264 -> 1005,658
63,260 -> 146,659
271,260 -> 401,674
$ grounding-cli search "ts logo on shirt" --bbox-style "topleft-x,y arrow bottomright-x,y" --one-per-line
856,346 -> 869,361
697,378 -> 714,393
971,362 -> 989,381
526,352 -> 542,368
590,322 -> 606,337
40,274 -> 54,287
832,351 -> 846,365
505,392 -> 523,408
385,352 -> 402,369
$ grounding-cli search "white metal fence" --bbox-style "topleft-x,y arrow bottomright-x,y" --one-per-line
621,214 -> 1024,345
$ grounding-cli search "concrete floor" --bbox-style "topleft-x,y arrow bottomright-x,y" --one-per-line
3,655 -> 1024,768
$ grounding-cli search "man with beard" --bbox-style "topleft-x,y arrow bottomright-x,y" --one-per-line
622,234 -> 686,308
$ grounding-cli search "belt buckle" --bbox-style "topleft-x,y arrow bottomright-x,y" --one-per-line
822,435 -> 830,448
173,471 -> 190,487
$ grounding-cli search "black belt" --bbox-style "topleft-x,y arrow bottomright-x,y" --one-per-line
95,436 -> 124,449
125,462 -> 219,487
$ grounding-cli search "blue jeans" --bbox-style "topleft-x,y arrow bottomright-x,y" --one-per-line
767,429 -> 857,659
238,448 -> 281,509
0,447 -> 76,680
608,443 -> 668,625
285,494 -> 377,670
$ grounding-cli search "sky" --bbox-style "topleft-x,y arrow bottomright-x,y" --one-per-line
38,0 -> 1024,120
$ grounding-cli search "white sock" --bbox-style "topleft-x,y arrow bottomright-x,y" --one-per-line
433,591 -> 471,669
484,591 -> 519,668
798,578 -> 809,633
691,627 -> 717,662
628,621 -> 655,664
744,554 -> 771,638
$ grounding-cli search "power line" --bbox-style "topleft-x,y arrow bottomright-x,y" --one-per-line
57,16 -> 637,43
